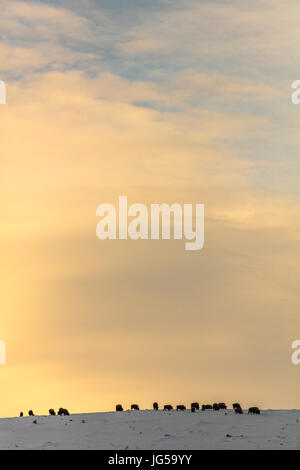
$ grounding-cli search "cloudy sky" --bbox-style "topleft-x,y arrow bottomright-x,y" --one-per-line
0,0 -> 300,417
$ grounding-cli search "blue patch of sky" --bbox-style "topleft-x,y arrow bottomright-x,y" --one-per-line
4,0 -> 297,87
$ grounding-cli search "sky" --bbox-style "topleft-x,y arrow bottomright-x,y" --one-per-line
0,0 -> 300,417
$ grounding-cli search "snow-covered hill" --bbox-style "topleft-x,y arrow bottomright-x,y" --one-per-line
0,409 -> 299,450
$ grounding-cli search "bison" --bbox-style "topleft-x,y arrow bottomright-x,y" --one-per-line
28,410 -> 34,416
191,402 -> 199,410
176,405 -> 186,411
58,408 -> 69,416
232,403 -> 241,410
116,404 -> 123,412
248,407 -> 260,415
49,409 -> 56,416
164,404 -> 173,411
218,403 -> 227,410
191,407 -> 195,413
19,412 -> 23,417
153,402 -> 159,410
213,403 -> 220,411
131,404 -> 139,411
202,404 -> 213,410
235,406 -> 243,414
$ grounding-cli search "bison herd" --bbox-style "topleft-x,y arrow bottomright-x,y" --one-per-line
115,402 -> 261,414
19,407 -> 70,418
18,402 -> 261,418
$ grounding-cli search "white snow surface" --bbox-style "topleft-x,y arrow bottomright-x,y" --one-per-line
0,410 -> 299,450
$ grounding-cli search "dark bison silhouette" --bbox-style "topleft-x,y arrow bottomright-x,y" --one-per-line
218,403 -> 227,410
131,404 -> 139,411
191,402 -> 199,410
28,410 -> 34,416
191,407 -> 195,413
116,404 -> 123,412
248,407 -> 260,415
232,403 -> 241,410
58,408 -> 69,416
153,402 -> 159,410
202,404 -> 213,410
235,406 -> 243,414
164,405 -> 173,411
213,403 -> 220,411
49,409 -> 56,416
19,412 -> 23,417
176,405 -> 186,411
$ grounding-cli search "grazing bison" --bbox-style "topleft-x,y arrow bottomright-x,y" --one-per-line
49,409 -> 56,416
164,405 -> 173,411
213,403 -> 220,411
235,406 -> 243,414
191,407 -> 195,413
202,404 -> 213,410
248,407 -> 260,415
176,405 -> 186,411
58,408 -> 69,416
28,410 -> 34,416
153,402 -> 159,410
232,403 -> 241,410
131,404 -> 139,411
116,404 -> 123,412
191,402 -> 199,410
218,403 -> 227,410
19,412 -> 23,417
